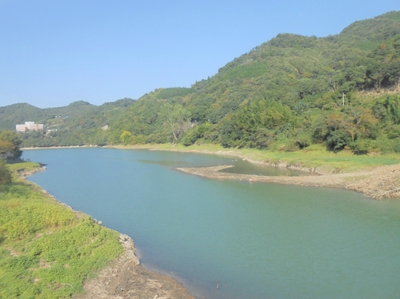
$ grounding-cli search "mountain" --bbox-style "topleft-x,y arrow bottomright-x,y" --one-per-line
1,11 -> 400,153
104,11 -> 400,153
0,103 -> 46,130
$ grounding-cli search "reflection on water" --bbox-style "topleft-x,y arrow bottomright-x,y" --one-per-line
220,158 -> 304,176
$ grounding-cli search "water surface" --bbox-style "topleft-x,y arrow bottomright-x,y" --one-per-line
23,148 -> 400,299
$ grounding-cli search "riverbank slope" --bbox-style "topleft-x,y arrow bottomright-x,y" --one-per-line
74,233 -> 194,299
6,163 -> 194,299
178,164 -> 400,199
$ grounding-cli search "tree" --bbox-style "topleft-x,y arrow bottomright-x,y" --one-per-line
159,103 -> 191,143
218,98 -> 296,148
0,130 -> 22,161
120,131 -> 132,145
0,140 -> 14,160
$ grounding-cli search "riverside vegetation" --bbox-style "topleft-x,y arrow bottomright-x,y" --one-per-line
0,132 -> 123,298
1,11 -> 400,159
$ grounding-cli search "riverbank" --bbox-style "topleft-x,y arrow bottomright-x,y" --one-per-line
110,144 -> 400,200
74,234 -> 195,299
14,163 -> 195,299
177,164 -> 400,199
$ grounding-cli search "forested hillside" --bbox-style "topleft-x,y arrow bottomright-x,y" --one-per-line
2,11 -> 400,153
106,11 -> 400,154
0,99 -> 133,147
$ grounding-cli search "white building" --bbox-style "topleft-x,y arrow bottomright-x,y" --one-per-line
16,122 -> 44,132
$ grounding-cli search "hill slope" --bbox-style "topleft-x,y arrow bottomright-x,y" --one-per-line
106,11 -> 400,153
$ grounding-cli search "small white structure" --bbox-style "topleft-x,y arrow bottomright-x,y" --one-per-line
16,121 -> 44,132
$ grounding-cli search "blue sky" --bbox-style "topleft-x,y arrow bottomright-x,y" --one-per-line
1,1 -> 399,108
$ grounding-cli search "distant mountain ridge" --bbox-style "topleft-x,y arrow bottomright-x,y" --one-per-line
0,99 -> 133,130
0,99 -> 134,146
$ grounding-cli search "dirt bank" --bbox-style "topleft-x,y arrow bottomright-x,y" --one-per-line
74,234 -> 195,299
178,163 -> 400,199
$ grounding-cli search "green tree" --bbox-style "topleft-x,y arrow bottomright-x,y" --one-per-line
159,103 -> 191,143
120,130 -> 132,145
218,98 -> 296,148
0,130 -> 22,161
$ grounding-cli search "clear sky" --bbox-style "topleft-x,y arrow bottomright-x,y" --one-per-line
1,1 -> 399,108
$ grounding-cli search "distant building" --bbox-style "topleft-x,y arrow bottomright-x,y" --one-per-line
16,121 -> 44,132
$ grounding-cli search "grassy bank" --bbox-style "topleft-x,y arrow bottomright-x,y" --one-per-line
117,143 -> 400,173
0,162 -> 123,299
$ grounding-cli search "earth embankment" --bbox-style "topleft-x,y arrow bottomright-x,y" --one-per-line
177,164 -> 400,200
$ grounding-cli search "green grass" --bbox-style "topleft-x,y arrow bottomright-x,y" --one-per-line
8,161 -> 41,173
235,145 -> 400,172
0,162 -> 123,299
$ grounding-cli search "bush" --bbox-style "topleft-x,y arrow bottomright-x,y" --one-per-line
295,131 -> 312,149
0,160 -> 11,189
350,138 -> 372,154
326,130 -> 350,151
393,139 -> 400,153
283,140 -> 300,152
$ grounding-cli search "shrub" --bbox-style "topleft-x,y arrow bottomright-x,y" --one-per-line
0,160 -> 11,189
350,138 -> 372,154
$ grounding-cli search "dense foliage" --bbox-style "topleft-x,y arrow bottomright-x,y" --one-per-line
0,130 -> 22,161
0,131 -> 22,190
0,163 -> 123,298
0,160 -> 11,189
1,11 -> 400,154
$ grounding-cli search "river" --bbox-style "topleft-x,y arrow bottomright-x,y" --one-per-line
23,148 -> 400,299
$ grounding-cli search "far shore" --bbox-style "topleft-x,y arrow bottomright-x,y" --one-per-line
22,145 -> 102,150
23,143 -> 400,199
109,144 -> 400,199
